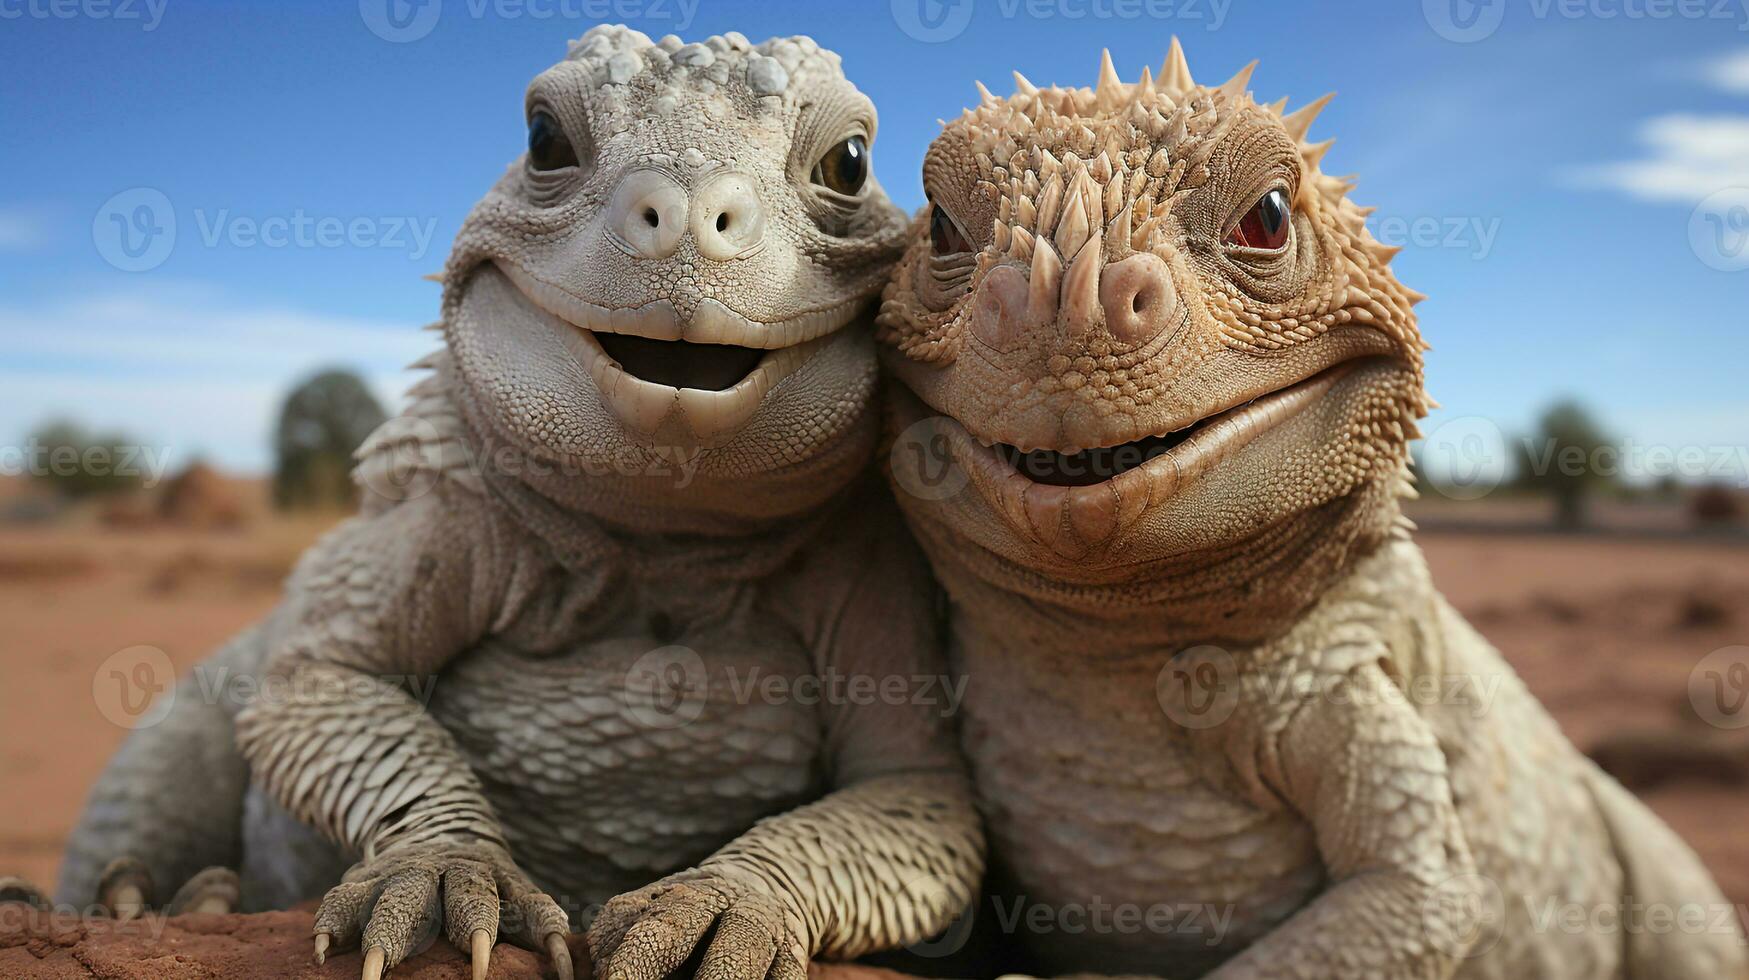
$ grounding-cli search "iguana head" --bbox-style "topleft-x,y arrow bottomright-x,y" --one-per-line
879,44 -> 1430,585
443,26 -> 907,527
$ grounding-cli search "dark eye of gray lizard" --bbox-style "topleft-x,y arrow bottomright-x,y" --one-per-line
526,110 -> 578,172
814,135 -> 868,195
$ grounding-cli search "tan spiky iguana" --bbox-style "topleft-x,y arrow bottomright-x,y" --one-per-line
876,43 -> 1748,979
5,25 -> 984,980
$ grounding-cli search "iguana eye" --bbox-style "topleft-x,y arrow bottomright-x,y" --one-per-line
527,110 -> 578,172
929,204 -> 971,256
813,135 -> 868,196
1226,188 -> 1291,250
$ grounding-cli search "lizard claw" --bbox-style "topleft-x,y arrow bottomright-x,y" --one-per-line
314,840 -> 571,979
471,928 -> 491,980
314,932 -> 331,965
589,870 -> 805,980
0,876 -> 50,910
96,857 -> 153,920
86,857 -> 243,920
546,931 -> 575,980
166,866 -> 240,916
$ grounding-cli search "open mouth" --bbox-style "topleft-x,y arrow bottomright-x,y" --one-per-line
593,334 -> 766,392
994,425 -> 1207,488
977,357 -> 1383,490
493,261 -> 866,441
930,357 -> 1392,559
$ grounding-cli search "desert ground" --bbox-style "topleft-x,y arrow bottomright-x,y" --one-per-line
2,478 -> 1746,914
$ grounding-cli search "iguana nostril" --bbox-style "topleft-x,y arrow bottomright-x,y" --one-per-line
692,172 -> 766,261
1099,252 -> 1176,346
609,168 -> 687,259
970,265 -> 1029,353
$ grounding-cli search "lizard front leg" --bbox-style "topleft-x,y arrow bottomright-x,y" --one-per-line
588,772 -> 983,980
1197,657 -> 1478,980
234,489 -> 572,980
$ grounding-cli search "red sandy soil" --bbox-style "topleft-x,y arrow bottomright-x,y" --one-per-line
1,486 -> 1745,967
0,907 -> 909,980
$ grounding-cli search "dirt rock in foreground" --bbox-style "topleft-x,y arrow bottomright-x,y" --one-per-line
0,907 -> 914,979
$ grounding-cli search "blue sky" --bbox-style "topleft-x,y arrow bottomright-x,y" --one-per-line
2,0 -> 1745,477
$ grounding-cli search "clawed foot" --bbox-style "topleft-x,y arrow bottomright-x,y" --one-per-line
1,860 -> 240,921
588,869 -> 807,980
312,839 -> 572,980
0,875 -> 50,910
96,857 -> 241,919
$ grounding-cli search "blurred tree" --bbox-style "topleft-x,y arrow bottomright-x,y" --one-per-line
27,419 -> 144,498
1512,400 -> 1614,530
272,369 -> 386,511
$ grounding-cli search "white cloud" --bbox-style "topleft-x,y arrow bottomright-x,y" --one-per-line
1567,114 -> 1749,204
0,288 -> 433,472
1702,49 -> 1749,94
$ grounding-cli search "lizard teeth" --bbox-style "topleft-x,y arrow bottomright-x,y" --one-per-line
935,360 -> 1369,560
494,261 -> 843,444
551,308 -> 836,445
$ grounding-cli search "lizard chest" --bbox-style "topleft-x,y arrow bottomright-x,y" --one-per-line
954,630 -> 1325,975
425,577 -> 825,898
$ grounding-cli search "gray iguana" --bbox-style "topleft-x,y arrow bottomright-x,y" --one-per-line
24,25 -> 984,980
874,43 -> 1747,979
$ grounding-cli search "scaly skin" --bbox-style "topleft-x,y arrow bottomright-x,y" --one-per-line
40,25 -> 983,980
878,43 -> 1745,979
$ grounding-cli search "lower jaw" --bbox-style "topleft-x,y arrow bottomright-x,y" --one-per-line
938,358 -> 1389,560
